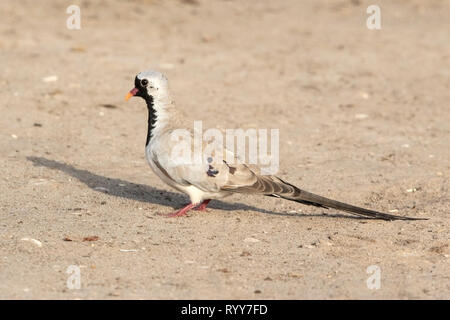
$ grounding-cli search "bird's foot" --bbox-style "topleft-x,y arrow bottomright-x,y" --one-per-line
158,203 -> 197,218
194,199 -> 211,211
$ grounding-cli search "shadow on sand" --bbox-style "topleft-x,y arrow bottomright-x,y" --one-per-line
26,156 -> 363,220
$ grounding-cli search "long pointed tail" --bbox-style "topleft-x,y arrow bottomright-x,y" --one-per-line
222,173 -> 425,220
273,178 -> 425,221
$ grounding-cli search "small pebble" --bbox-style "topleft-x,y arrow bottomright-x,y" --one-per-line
355,113 -> 369,120
42,75 -> 58,82
21,237 -> 42,247
360,92 -> 370,99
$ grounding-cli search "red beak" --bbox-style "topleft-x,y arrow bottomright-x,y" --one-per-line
125,88 -> 139,101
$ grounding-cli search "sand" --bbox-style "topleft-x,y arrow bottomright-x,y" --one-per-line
0,0 -> 449,299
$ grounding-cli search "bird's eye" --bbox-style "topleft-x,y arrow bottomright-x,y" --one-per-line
141,79 -> 148,87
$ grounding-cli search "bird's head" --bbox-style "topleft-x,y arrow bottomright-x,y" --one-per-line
125,70 -> 169,104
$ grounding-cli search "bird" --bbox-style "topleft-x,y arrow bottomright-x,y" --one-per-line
125,69 -> 424,221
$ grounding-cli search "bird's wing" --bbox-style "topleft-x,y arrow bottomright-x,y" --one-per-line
164,146 -> 241,193
150,132 -> 238,192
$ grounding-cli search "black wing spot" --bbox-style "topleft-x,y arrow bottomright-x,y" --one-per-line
222,160 -> 236,174
207,165 -> 219,177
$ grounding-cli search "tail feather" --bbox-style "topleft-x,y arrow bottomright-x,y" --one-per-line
276,178 -> 425,221
221,169 -> 426,221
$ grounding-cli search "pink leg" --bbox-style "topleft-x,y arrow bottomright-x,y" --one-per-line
195,199 -> 211,211
159,203 -> 197,218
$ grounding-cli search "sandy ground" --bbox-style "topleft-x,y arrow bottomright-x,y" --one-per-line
0,0 -> 449,299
